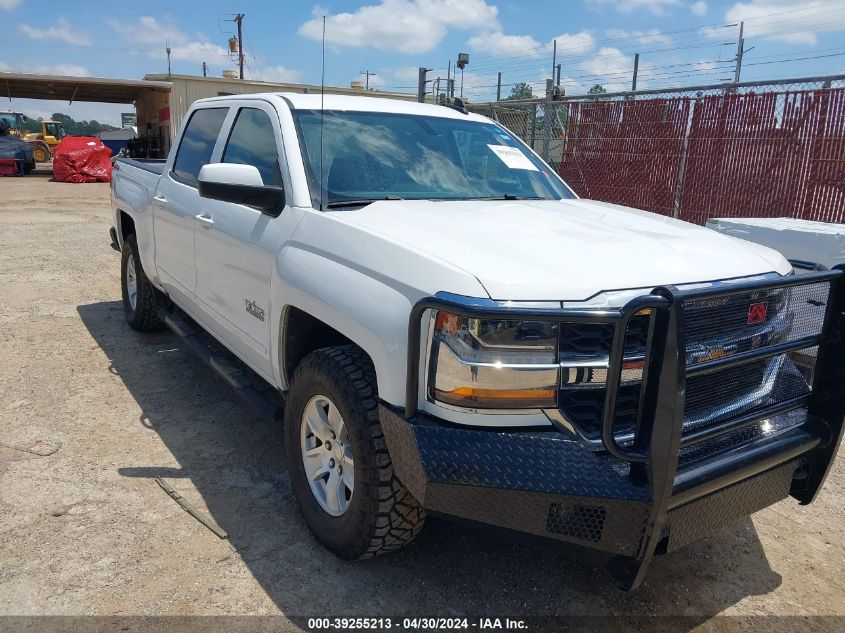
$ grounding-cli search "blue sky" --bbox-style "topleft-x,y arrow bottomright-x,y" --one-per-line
2,0 -> 845,125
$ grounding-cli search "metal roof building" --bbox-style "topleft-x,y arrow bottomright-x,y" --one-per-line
1,71 -> 416,158
140,74 -> 416,155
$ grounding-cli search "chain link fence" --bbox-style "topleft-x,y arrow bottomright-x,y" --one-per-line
468,75 -> 845,225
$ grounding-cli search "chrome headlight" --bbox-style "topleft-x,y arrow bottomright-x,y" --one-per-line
428,311 -> 559,409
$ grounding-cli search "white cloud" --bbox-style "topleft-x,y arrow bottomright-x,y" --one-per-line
468,30 -> 541,56
107,16 -> 229,62
574,46 -> 640,93
604,28 -> 672,46
299,0 -> 499,54
168,41 -> 227,63
107,16 -> 187,46
713,0 -> 845,45
19,18 -> 92,46
468,29 -> 593,59
261,65 -> 304,83
550,31 -> 596,53
0,0 -> 22,10
690,1 -> 708,16
0,61 -> 91,76
587,0 -> 682,16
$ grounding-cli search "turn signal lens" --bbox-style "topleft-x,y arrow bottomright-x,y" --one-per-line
434,386 -> 557,408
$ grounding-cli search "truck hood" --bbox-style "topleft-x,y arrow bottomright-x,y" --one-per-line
332,198 -> 792,301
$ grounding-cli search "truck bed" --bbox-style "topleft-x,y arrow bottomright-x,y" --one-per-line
115,157 -> 166,175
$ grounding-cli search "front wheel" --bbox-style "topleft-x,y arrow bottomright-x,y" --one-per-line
285,345 -> 426,559
32,145 -> 49,163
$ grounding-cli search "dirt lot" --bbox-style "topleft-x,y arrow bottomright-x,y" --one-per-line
1,169 -> 844,631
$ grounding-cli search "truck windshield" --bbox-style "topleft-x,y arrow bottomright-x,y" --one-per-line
292,110 -> 575,208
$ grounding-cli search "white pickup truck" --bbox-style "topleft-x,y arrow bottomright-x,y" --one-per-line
110,93 -> 845,590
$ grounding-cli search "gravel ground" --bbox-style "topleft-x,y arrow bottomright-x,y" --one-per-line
0,170 -> 843,631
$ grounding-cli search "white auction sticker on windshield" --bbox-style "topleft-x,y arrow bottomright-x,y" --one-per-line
487,144 -> 539,171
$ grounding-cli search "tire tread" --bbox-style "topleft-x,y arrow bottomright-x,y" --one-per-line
122,234 -> 168,331
286,345 -> 425,559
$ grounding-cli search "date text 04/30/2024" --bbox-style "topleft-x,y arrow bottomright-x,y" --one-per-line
306,617 -> 528,630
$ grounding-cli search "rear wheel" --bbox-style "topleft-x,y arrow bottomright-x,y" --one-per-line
285,345 -> 425,559
121,234 -> 168,331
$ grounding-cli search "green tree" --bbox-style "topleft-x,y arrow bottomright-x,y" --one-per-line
21,117 -> 40,133
588,84 -> 607,95
49,112 -> 115,136
504,82 -> 534,100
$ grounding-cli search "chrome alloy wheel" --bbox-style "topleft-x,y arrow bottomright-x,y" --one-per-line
125,256 -> 138,311
300,394 -> 355,516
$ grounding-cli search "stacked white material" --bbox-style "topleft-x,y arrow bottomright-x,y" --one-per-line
706,217 -> 845,269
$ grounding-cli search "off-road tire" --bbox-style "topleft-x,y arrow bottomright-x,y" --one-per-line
285,345 -> 426,559
121,234 -> 168,331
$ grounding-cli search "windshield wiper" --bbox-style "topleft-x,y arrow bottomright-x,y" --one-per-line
465,195 -> 546,201
325,195 -> 403,209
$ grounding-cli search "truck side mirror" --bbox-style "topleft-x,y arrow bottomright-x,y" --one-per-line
197,163 -> 284,217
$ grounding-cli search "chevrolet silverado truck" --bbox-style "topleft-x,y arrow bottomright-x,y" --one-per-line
110,93 -> 845,590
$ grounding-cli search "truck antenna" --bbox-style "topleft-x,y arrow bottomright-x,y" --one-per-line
319,15 -> 326,211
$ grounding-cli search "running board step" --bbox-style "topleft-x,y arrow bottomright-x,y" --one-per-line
159,308 -> 283,421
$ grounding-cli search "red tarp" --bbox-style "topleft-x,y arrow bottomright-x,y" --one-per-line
0,158 -> 23,177
52,136 -> 112,183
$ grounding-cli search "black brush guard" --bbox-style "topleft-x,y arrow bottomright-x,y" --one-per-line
380,264 -> 845,590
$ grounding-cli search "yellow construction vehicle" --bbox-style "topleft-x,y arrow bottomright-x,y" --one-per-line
24,120 -> 65,161
0,111 -> 59,163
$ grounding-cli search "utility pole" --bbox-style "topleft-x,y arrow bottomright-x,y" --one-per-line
632,52 -> 639,91
542,78 -> 554,163
360,70 -> 376,90
496,72 -> 502,101
234,13 -> 245,80
202,61 -> 207,77
417,67 -> 432,103
734,21 -> 744,83
166,40 -> 172,79
457,53 -> 469,99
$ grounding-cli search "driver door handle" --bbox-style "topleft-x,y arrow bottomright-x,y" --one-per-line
194,213 -> 214,228
153,194 -> 167,207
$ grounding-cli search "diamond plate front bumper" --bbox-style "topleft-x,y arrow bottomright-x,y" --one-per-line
391,263 -> 845,590
380,403 -> 826,587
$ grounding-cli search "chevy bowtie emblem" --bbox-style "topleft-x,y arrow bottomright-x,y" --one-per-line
747,301 -> 768,325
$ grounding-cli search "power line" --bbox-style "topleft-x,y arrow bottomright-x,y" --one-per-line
466,0 -> 845,75
467,0 -> 845,67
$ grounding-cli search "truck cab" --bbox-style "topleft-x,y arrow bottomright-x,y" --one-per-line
110,93 -> 845,589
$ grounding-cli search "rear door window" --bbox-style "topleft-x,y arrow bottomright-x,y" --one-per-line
172,107 -> 228,186
221,108 -> 283,187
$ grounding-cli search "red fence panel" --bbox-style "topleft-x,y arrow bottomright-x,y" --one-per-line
559,98 -> 691,216
555,86 -> 845,225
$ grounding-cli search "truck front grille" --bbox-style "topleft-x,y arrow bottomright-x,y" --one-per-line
558,279 -> 831,446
